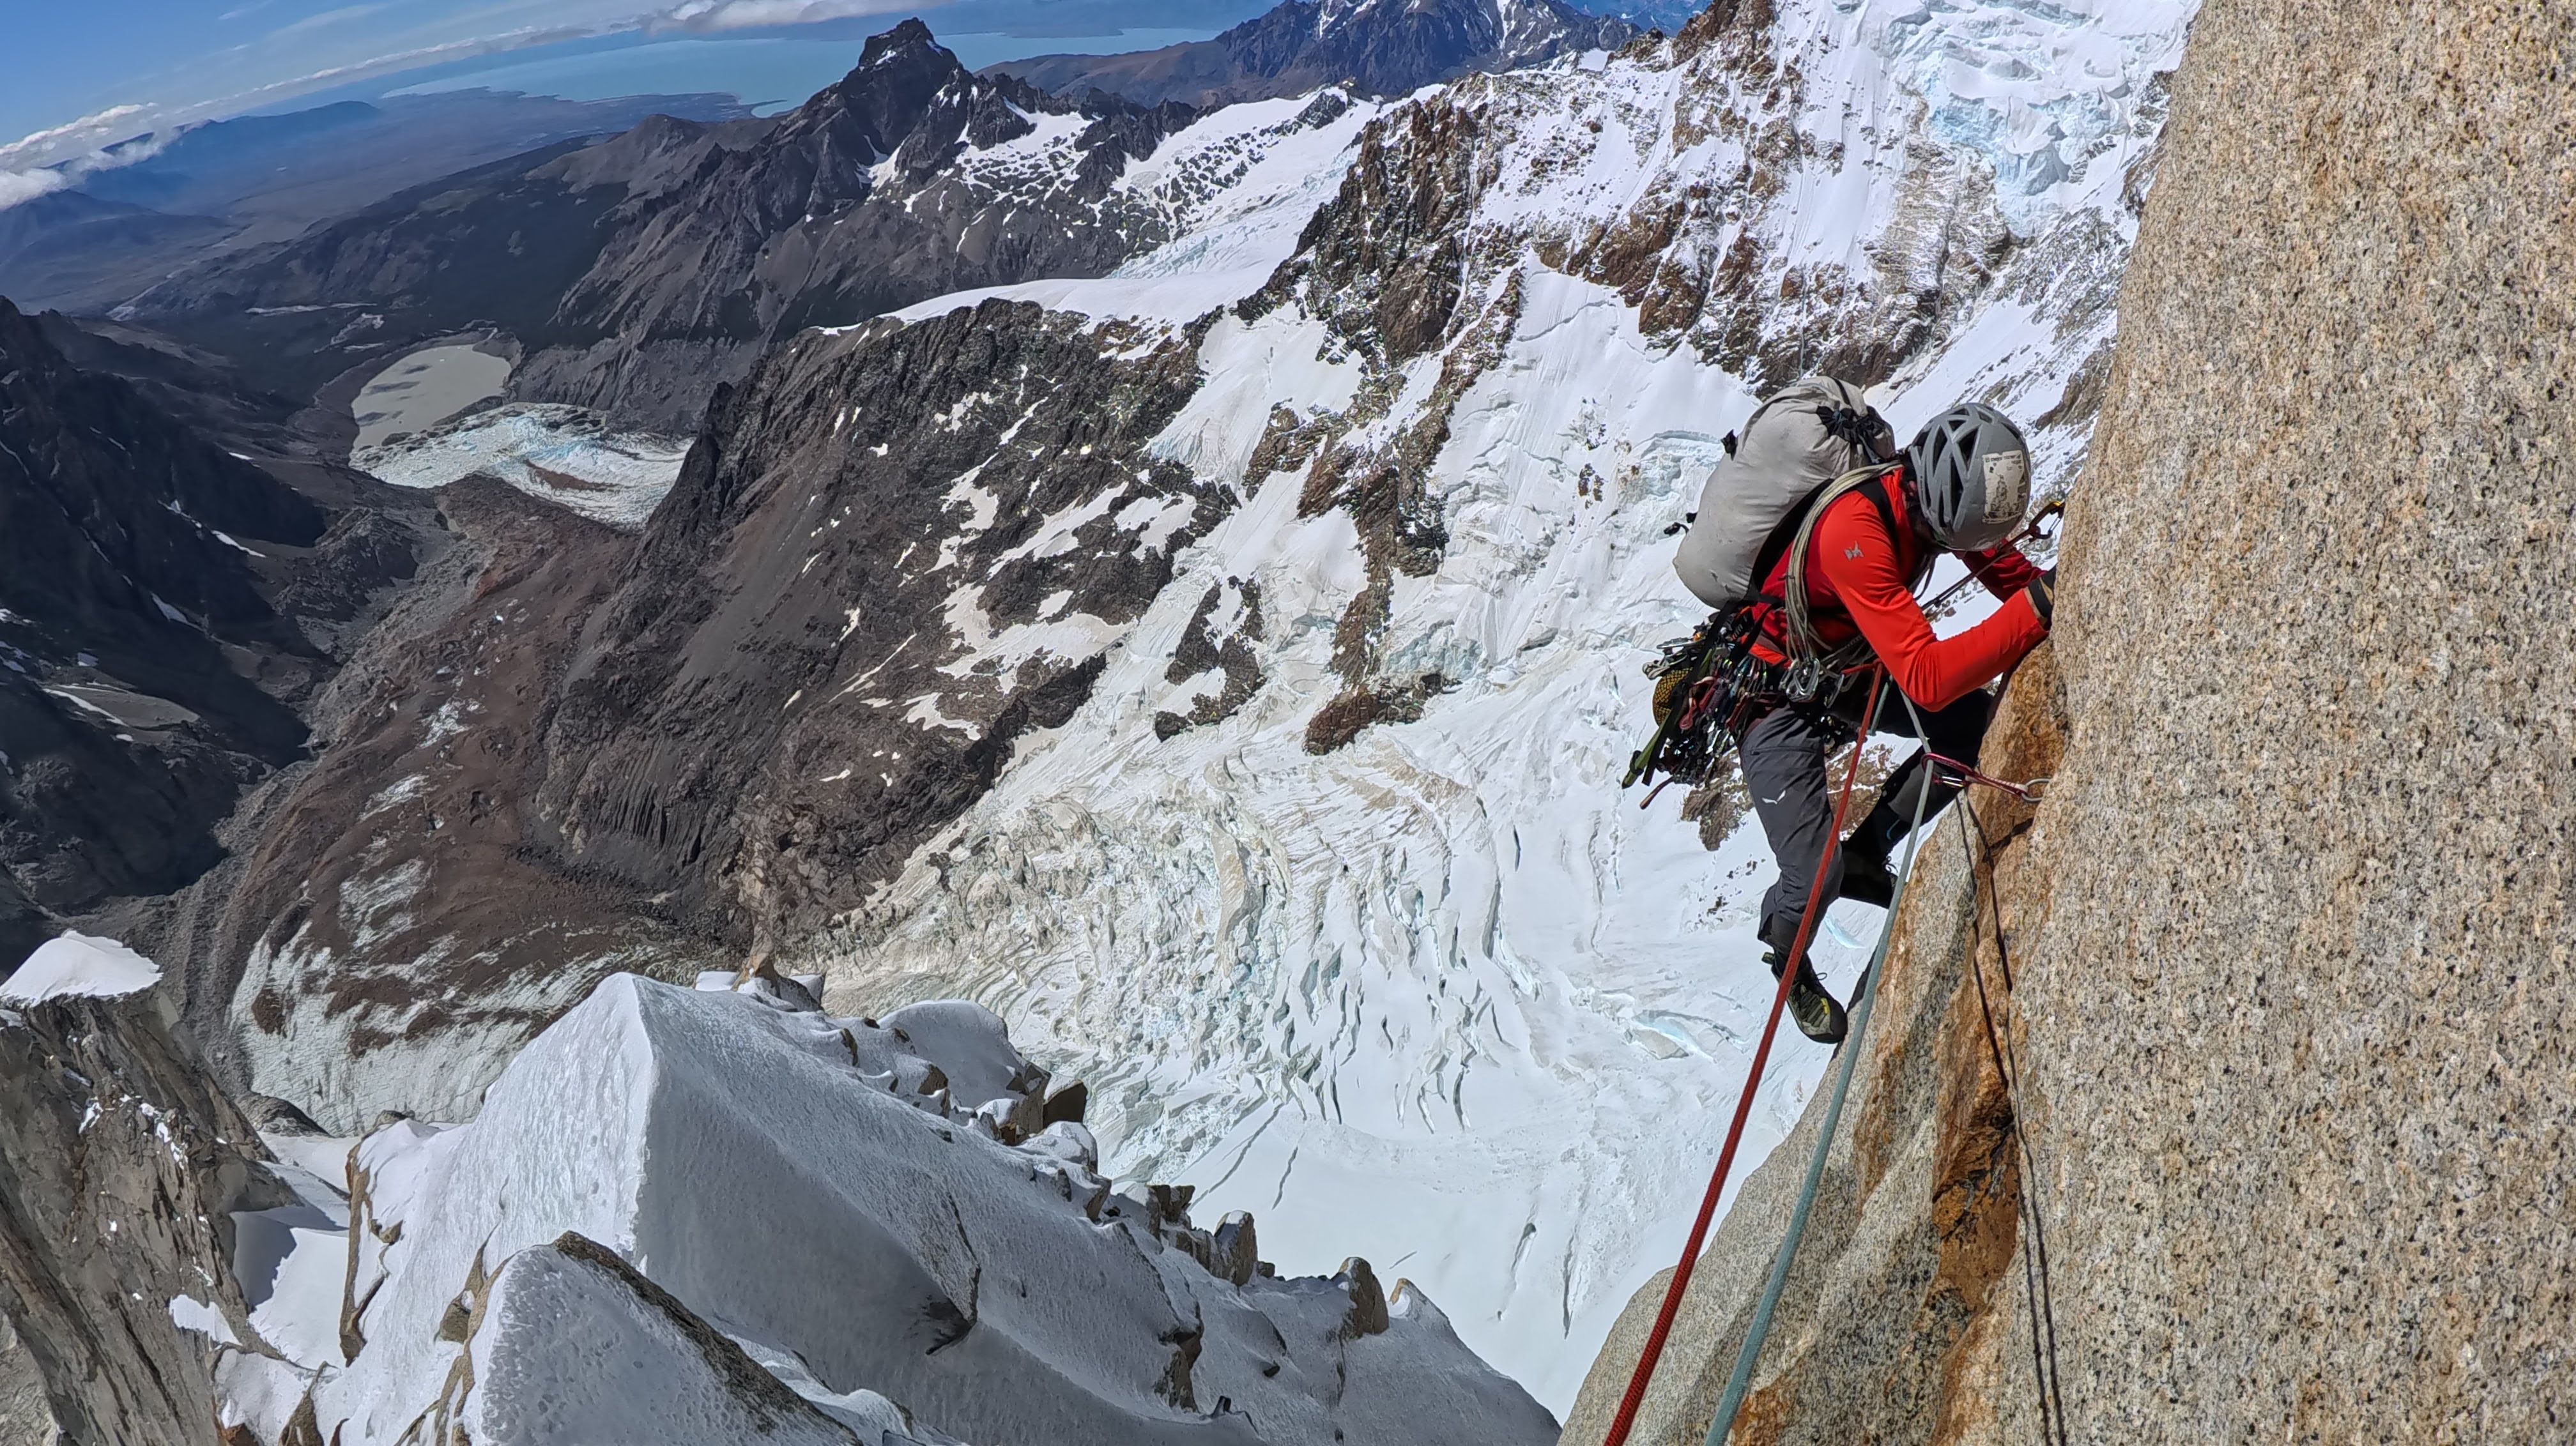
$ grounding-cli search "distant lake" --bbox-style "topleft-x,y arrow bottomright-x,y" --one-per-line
388,29 -> 1225,114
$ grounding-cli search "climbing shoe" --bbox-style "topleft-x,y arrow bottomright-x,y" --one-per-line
1764,943 -> 1849,1046
1836,796 -> 1911,911
1836,843 -> 1896,909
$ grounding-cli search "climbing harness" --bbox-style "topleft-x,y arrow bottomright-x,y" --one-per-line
1625,609 -> 1864,801
1624,475 -> 1894,803
1597,671 -> 1885,1446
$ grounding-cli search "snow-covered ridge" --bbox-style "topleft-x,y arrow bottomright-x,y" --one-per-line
894,89 -> 1388,328
804,0 -> 2196,1412
213,970 -> 1553,1445
1,932 -> 160,1005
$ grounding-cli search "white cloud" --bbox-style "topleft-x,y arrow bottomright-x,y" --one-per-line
0,169 -> 73,211
0,0 -> 922,186
266,3 -> 397,41
222,22 -> 608,103
0,104 -> 152,171
0,129 -> 184,213
651,0 -> 910,32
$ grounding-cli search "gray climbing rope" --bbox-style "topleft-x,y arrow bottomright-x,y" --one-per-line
1701,690 -> 1938,1445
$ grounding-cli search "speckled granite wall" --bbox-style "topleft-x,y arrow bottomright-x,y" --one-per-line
2028,0 -> 2576,1436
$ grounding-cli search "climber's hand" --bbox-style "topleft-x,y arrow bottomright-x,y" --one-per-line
2027,568 -> 2056,628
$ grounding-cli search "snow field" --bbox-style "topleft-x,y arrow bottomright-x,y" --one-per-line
894,90 -> 1388,330
234,975 -> 1551,1445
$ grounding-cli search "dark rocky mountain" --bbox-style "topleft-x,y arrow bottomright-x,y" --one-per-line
988,0 -> 1638,107
0,298 -> 422,957
0,191 -> 233,316
188,296 -> 1232,1124
126,22 -> 1210,430
0,90 -> 755,316
534,301 -> 1224,936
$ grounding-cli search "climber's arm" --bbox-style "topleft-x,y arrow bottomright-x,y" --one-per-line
1814,498 -> 2046,710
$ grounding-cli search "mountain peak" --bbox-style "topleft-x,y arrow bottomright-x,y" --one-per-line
857,15 -> 946,70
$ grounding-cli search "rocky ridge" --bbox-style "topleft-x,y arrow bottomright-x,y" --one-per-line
125,22 -> 1345,430
0,957 -> 298,1446
1,948 -> 1556,1445
990,0 -> 1638,109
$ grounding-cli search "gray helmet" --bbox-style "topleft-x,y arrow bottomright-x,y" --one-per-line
1904,402 -> 2031,551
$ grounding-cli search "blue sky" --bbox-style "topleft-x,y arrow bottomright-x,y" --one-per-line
0,0 -> 1269,173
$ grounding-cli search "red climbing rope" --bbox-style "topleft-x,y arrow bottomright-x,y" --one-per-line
1597,671 -> 1885,1446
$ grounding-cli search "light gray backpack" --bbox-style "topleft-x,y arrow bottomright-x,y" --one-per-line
1673,376 -> 1895,609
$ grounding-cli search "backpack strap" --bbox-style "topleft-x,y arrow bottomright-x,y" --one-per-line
1746,478 -> 1836,607
1781,464 -> 1906,662
1857,471 -> 1899,543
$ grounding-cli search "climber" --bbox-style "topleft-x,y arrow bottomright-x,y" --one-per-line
1737,402 -> 2053,1044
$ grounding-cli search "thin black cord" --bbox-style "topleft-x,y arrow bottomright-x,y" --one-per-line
1957,791 -> 2072,1446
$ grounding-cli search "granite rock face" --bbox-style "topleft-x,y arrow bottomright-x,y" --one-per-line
0,983 -> 293,1446
1568,1 -> 2576,1440
2022,1 -> 2576,1436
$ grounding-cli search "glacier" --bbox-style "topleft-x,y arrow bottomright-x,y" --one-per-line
806,0 -> 2195,1410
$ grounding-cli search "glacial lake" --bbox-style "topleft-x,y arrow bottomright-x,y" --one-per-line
351,346 -> 510,448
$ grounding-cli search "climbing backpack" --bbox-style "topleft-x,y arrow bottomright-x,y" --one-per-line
1626,377 -> 1896,793
1672,376 -> 1894,609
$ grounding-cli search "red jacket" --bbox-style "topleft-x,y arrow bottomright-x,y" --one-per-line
1747,466 -> 2046,710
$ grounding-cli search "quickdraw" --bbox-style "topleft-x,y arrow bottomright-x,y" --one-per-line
1925,750 -> 2050,803
1622,610 -> 1761,795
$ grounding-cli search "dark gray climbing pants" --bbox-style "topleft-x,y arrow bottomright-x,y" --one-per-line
1738,677 -> 1995,954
